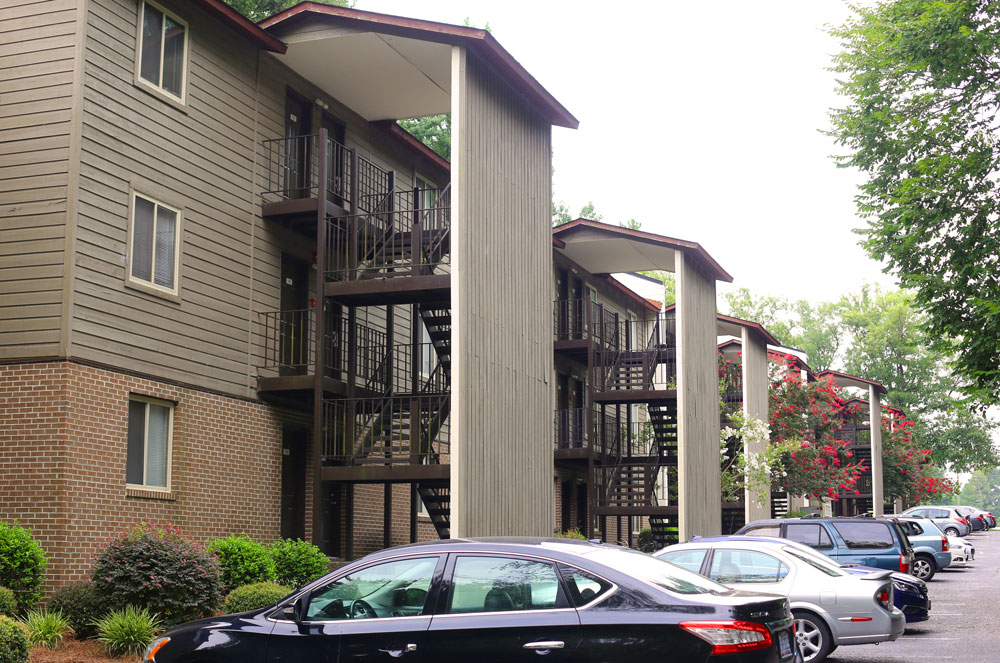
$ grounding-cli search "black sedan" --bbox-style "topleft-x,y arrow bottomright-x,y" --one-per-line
144,538 -> 797,663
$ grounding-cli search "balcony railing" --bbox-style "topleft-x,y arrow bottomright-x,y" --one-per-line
322,394 -> 450,465
326,186 -> 451,281
554,408 -> 587,450
594,317 -> 677,392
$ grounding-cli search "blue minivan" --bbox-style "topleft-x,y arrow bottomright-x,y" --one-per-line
736,518 -> 915,574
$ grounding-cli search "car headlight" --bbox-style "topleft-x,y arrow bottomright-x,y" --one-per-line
143,637 -> 170,662
892,580 -> 911,593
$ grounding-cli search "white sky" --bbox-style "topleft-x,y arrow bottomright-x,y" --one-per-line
359,0 -> 895,306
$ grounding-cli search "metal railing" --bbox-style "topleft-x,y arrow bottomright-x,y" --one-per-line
554,408 -> 587,450
322,394 -> 450,465
594,316 -> 677,392
325,185 -> 451,281
260,308 -> 314,371
262,133 -> 323,203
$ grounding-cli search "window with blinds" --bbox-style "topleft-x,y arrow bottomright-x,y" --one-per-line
126,396 -> 174,491
129,192 -> 180,294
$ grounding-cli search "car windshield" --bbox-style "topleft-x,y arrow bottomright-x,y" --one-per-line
588,548 -> 730,595
781,546 -> 847,577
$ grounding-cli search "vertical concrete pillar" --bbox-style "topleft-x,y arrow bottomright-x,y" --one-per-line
741,328 -> 770,523
676,253 -> 720,540
869,385 -> 884,517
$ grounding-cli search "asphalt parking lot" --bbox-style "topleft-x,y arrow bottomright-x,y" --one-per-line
830,530 -> 997,663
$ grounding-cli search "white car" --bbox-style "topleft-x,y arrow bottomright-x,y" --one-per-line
655,536 -> 905,663
947,536 -> 975,564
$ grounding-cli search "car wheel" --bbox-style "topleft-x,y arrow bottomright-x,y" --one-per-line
911,555 -> 935,581
793,611 -> 833,663
944,527 -> 959,537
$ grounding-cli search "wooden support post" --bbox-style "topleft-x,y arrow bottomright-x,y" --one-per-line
311,129 -> 329,547
410,484 -> 418,543
384,481 -> 392,549
348,148 -> 359,274
411,187 -> 423,275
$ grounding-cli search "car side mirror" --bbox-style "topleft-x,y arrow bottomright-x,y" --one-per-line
283,595 -> 308,622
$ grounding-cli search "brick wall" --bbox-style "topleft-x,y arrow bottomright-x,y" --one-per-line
0,361 -> 308,593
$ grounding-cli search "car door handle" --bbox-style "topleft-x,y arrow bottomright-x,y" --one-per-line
378,644 -> 417,657
523,641 -> 565,650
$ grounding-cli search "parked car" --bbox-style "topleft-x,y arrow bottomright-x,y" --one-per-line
892,517 -> 951,580
946,536 -> 975,564
840,564 -> 930,623
955,506 -> 987,531
654,536 -> 904,663
966,507 -> 995,529
143,538 -> 798,663
736,518 -> 914,574
902,506 -> 972,537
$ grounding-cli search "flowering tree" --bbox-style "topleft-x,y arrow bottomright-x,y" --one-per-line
882,412 -> 957,502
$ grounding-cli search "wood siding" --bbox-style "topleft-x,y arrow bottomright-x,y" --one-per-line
0,0 -> 81,359
451,47 -> 554,537
741,327 -> 770,522
675,251 -> 721,539
868,386 -> 884,516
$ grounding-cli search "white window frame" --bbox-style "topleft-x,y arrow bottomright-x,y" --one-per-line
126,189 -> 183,298
126,394 -> 174,492
134,0 -> 190,105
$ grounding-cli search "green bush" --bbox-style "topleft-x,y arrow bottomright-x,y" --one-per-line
94,606 -> 162,658
0,521 -> 47,614
0,616 -> 29,663
92,523 -> 222,627
223,582 -> 293,614
19,609 -> 70,649
555,529 -> 587,540
269,539 -> 328,589
636,527 -> 657,553
207,534 -> 276,594
0,588 -> 16,617
48,581 -> 105,639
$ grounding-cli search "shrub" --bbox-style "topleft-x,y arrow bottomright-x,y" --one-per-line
223,582 -> 293,614
0,521 -> 47,614
94,606 -> 162,658
48,581 -> 105,639
0,616 -> 29,663
555,529 -> 587,540
207,534 -> 276,593
19,609 -> 70,649
269,539 -> 328,589
91,523 -> 222,627
636,527 -> 657,553
0,588 -> 16,617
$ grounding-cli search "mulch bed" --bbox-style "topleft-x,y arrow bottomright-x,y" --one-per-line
29,640 -> 141,663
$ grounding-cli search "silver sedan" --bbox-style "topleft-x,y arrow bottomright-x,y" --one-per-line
655,536 -> 905,663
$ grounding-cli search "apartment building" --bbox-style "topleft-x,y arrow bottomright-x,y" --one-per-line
1,0 -> 729,585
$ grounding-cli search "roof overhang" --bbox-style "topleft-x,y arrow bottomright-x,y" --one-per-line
191,0 -> 286,52
552,219 -> 732,282
261,3 -> 577,128
664,307 -> 778,345
816,370 -> 887,395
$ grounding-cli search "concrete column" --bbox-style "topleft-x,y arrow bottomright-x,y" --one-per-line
676,252 -> 720,540
869,385 -> 884,517
741,328 -> 770,523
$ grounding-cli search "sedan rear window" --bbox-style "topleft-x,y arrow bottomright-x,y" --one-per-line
589,548 -> 729,595
832,522 -> 894,549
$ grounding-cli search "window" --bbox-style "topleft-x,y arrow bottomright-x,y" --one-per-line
783,547 -> 846,577
127,396 -> 173,490
708,549 -> 789,584
561,568 -> 613,606
743,524 -> 781,538
832,522 -> 894,549
447,556 -> 562,614
137,1 -> 187,101
129,192 -> 180,294
306,557 -> 438,621
784,524 -> 834,550
656,548 -> 708,574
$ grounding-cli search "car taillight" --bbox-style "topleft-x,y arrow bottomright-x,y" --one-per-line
876,588 -> 891,610
942,537 -> 949,552
679,620 -> 773,654
899,555 -> 909,573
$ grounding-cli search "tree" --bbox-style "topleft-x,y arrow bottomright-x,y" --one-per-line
397,114 -> 450,160
724,287 -> 793,342
224,0 -> 352,22
828,0 -> 1000,405
957,467 -> 1000,512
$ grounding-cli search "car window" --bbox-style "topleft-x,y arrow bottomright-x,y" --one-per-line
742,525 -> 781,537
782,547 -> 846,577
560,567 -> 613,606
655,549 -> 708,573
448,556 -> 561,614
708,549 -> 789,584
306,556 -> 437,621
832,522 -> 894,549
588,548 -> 730,595
932,509 -> 949,519
784,524 -> 834,550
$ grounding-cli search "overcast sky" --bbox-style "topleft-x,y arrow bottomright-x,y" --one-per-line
361,0 -> 895,308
